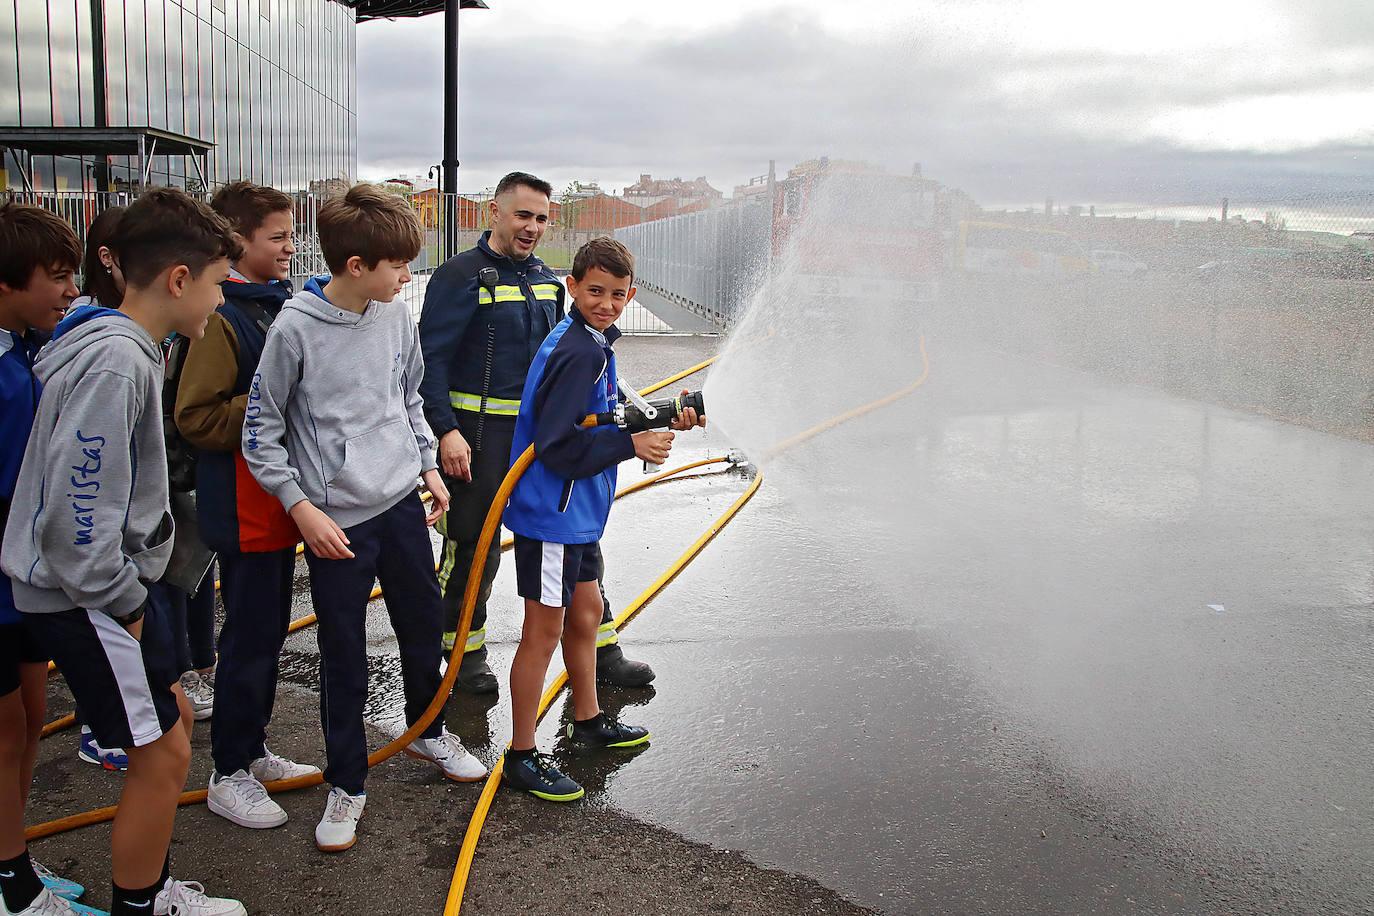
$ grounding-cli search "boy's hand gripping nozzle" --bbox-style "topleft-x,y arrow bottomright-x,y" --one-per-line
595,380 -> 707,472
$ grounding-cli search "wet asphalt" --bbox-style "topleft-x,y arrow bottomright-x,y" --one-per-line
25,332 -> 1374,915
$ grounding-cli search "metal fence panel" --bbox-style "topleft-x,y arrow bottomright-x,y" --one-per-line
615,197 -> 772,329
7,185 -> 746,334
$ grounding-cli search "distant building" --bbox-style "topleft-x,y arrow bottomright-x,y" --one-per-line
411,189 -> 491,230
563,180 -> 605,200
309,177 -> 351,199
564,193 -> 642,232
624,173 -> 722,210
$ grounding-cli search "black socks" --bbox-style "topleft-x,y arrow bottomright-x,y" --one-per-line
112,876 -> 162,915
110,853 -> 170,916
0,850 -> 43,913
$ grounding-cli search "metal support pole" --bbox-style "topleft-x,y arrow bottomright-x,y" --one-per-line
7,149 -> 35,194
189,152 -> 207,191
90,0 -> 110,191
442,0 -> 462,258
140,136 -> 157,186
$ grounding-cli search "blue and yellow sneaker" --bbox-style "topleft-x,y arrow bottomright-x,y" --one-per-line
502,750 -> 584,802
567,712 -> 650,749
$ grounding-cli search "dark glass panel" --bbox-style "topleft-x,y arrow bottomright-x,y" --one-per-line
144,0 -> 167,128
123,0 -> 147,125
48,1 -> 82,126
198,17 -> 212,139
16,0 -> 52,125
54,155 -> 83,192
238,43 -> 250,178
75,0 -> 94,124
214,26 -> 228,182
182,5 -> 198,136
164,4 -> 183,134
0,0 -> 20,123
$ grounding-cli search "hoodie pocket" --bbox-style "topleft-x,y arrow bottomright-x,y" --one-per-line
558,479 -> 575,513
326,420 -> 419,509
128,509 -> 176,577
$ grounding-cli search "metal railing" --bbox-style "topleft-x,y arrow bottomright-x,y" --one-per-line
4,187 -> 687,335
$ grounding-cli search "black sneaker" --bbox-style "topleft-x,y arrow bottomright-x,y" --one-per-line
503,750 -> 584,802
567,712 -> 650,749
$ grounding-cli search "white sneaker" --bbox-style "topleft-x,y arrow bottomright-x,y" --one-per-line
404,728 -> 487,783
153,878 -> 245,916
248,748 -> 320,783
179,672 -> 214,721
315,786 -> 366,852
29,858 -> 84,901
207,770 -> 288,829
5,888 -> 89,915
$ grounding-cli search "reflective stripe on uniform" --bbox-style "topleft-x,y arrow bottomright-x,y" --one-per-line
450,391 -> 521,415
477,284 -> 528,305
441,628 -> 485,653
595,621 -> 619,648
437,536 -> 458,591
464,627 -> 486,653
531,283 -> 561,301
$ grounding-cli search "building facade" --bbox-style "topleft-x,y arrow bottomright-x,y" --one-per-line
1,0 -> 356,192
623,174 -> 722,210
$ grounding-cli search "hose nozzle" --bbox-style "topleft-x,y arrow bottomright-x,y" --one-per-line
622,390 -> 705,434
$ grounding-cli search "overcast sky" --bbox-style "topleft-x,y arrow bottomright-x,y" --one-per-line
355,0 -> 1374,210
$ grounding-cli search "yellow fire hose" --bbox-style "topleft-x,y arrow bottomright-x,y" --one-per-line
29,334 -> 930,916
24,361 -> 724,841
37,461 -> 732,742
440,336 -> 930,914
443,468 -> 761,915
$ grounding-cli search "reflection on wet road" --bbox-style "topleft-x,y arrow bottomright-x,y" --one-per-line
280,339 -> 1373,914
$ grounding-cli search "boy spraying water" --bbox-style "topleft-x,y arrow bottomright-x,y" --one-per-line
501,237 -> 701,800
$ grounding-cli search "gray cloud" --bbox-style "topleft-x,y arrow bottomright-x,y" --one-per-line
356,7 -> 1374,208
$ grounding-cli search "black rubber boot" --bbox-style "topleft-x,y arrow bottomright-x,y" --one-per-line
457,646 -> 499,695
595,644 -> 656,687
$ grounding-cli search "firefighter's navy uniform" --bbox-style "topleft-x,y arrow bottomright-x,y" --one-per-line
418,231 -> 650,690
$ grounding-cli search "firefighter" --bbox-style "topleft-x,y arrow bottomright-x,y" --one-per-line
418,171 -> 655,693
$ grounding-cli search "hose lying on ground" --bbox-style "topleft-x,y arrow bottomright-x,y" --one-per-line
441,335 -> 930,915
25,360 -> 726,841
443,463 -> 761,915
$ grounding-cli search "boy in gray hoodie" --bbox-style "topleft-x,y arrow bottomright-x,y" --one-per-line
243,184 -> 486,854
0,189 -> 245,916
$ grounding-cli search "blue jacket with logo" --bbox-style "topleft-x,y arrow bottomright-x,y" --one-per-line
0,329 -> 42,624
418,231 -> 564,438
504,307 -> 635,544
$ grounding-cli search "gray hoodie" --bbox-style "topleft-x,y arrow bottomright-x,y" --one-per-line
243,281 -> 437,530
0,305 -> 174,616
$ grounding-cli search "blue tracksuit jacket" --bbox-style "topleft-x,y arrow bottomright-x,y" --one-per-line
0,329 -> 42,624
504,307 -> 635,544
